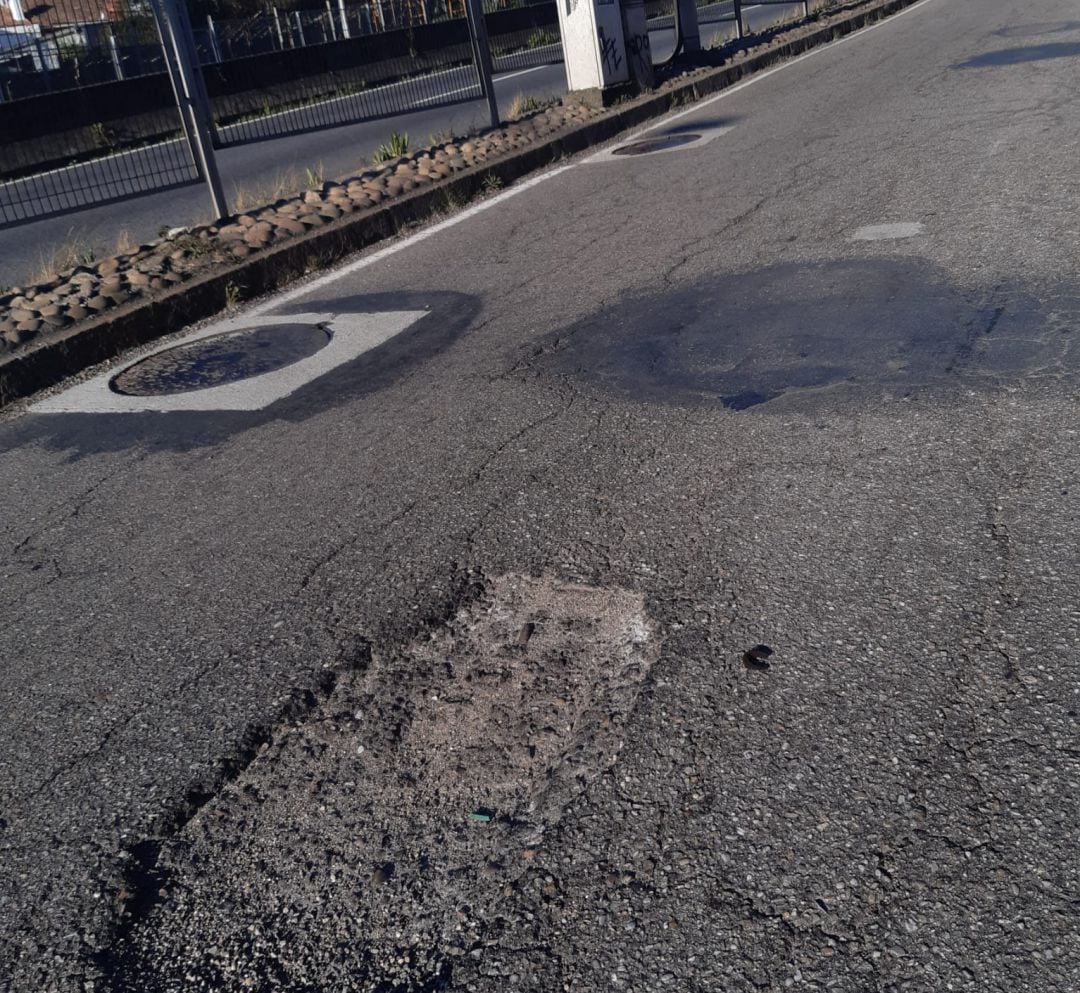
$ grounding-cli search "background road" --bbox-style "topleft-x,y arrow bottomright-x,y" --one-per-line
4,0 -> 1080,989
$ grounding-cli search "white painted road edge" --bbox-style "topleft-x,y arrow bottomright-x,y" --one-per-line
32,0 -> 941,414
29,311 -> 427,413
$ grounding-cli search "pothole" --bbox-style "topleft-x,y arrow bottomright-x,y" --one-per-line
100,574 -> 661,991
110,323 -> 331,396
611,133 -> 703,155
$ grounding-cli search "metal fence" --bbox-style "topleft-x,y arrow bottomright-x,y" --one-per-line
0,0 -> 559,225
0,0 -> 821,228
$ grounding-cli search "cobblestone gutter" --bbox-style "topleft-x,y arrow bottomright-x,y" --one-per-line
0,0 -> 922,409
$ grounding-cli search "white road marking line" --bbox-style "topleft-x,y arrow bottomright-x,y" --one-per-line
30,311 -> 425,413
851,222 -> 925,241
492,64 -> 559,83
415,83 -> 484,107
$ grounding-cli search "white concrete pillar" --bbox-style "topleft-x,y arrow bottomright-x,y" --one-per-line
555,0 -> 629,95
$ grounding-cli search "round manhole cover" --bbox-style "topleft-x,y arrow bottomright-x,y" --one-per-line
111,323 -> 331,397
611,133 -> 702,156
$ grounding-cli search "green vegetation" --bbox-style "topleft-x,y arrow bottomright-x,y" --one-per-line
527,27 -> 558,49
371,130 -> 410,163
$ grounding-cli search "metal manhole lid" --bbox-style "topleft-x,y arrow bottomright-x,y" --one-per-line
611,133 -> 703,156
111,323 -> 331,397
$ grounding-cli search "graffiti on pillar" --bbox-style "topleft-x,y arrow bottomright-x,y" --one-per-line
624,29 -> 650,59
598,25 -> 623,75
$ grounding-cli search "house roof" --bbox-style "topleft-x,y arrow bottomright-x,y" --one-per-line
21,0 -> 123,27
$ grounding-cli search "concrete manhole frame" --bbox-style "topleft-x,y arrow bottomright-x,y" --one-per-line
30,310 -> 427,414
585,125 -> 733,163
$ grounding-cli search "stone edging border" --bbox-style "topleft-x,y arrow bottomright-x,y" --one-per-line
0,0 -> 922,410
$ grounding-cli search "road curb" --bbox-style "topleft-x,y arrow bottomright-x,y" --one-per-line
0,0 -> 921,410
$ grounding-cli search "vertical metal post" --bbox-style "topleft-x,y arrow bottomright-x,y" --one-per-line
675,0 -> 700,53
107,27 -> 124,80
337,0 -> 351,37
271,6 -> 285,48
325,0 -> 337,39
463,0 -> 498,129
802,0 -> 809,17
293,10 -> 307,45
732,0 -> 743,39
206,14 -> 223,61
151,0 -> 228,221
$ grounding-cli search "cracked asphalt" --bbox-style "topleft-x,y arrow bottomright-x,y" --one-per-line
3,0 -> 1080,989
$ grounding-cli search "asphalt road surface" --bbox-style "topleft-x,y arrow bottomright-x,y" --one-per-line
0,0 -> 802,288
4,0 -> 1080,990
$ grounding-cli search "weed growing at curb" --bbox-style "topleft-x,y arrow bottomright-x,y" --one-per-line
224,281 -> 242,309
440,188 -> 466,213
372,131 -> 409,164
31,235 -> 98,285
507,92 -> 544,120
482,174 -> 504,193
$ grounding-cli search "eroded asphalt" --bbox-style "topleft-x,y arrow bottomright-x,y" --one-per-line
3,0 -> 1080,989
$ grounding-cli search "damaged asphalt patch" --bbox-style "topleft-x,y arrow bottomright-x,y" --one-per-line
529,260 -> 1080,412
101,573 -> 659,992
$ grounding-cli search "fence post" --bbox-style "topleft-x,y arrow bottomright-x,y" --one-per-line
150,0 -> 228,221
293,9 -> 307,45
206,14 -> 223,61
732,0 -> 743,39
802,0 -> 809,17
337,0 -> 351,37
107,28 -> 125,80
463,0 -> 498,129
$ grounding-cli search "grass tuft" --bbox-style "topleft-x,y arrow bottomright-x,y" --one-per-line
507,91 -> 545,120
371,130 -> 409,164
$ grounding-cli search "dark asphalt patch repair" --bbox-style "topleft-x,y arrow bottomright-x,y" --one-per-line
110,323 -> 331,397
529,259 -> 1077,410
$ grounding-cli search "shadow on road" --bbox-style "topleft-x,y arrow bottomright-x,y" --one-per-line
992,21 -> 1080,39
954,41 -> 1080,68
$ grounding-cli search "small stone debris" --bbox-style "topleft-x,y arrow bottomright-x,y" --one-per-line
516,622 -> 536,647
469,808 -> 495,823
0,101 -> 601,360
371,862 -> 395,885
742,644 -> 774,670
